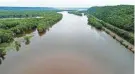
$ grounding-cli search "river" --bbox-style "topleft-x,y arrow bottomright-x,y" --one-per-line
0,11 -> 133,74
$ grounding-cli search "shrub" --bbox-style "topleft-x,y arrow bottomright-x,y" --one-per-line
88,15 -> 102,29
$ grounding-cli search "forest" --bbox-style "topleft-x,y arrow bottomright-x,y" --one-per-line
0,10 -> 58,18
0,11 -> 62,44
87,5 -> 134,44
87,5 -> 134,32
0,7 -> 56,11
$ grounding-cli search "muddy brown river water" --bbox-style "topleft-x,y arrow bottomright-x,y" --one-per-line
0,11 -> 133,74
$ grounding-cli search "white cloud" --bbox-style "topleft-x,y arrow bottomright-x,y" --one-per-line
0,0 -> 134,7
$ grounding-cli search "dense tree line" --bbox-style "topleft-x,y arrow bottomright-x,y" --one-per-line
0,29 -> 14,43
87,14 -> 134,44
0,7 -> 56,11
68,11 -> 82,16
87,5 -> 134,32
87,5 -> 134,44
0,10 -> 54,18
37,13 -> 62,32
0,11 -> 62,44
0,10 -> 62,62
100,21 -> 134,44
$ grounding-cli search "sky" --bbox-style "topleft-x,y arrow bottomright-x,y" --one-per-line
0,0 -> 134,7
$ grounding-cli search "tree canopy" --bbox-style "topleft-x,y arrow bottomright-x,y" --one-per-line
87,5 -> 134,32
0,11 -> 62,44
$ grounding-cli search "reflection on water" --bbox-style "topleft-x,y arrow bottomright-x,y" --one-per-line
0,52 -> 6,65
0,41 -> 21,65
38,30 -> 47,36
0,48 -> 6,65
38,28 -> 50,37
25,40 -> 30,45
16,29 -> 36,38
24,36 -> 31,45
14,41 -> 21,51
0,25 -> 50,64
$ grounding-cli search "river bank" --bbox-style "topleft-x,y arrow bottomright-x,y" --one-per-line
103,27 -> 134,52
87,15 -> 134,52
0,12 -> 62,44
68,11 -> 82,16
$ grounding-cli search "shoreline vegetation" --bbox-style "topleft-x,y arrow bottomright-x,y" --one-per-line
0,11 -> 63,58
68,11 -> 82,16
0,11 -> 62,44
87,5 -> 134,52
88,15 -> 134,52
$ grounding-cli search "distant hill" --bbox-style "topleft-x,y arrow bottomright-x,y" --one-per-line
56,7 -> 88,11
0,7 -> 88,11
0,7 -> 57,11
87,5 -> 134,32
